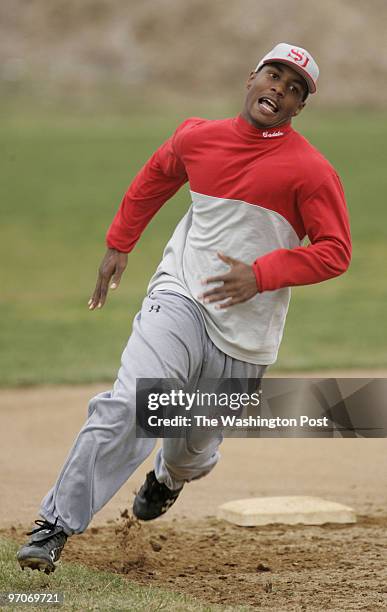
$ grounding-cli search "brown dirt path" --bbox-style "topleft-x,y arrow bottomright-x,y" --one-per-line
0,382 -> 386,528
3,515 -> 387,610
1,383 -> 386,610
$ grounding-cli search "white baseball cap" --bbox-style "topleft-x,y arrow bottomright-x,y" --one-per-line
255,43 -> 319,94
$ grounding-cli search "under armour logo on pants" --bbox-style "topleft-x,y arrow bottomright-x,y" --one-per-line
149,305 -> 161,313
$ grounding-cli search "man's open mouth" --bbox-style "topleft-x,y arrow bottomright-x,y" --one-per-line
257,97 -> 279,115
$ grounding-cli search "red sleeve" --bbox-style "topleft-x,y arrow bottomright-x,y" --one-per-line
106,121 -> 191,252
253,171 -> 352,292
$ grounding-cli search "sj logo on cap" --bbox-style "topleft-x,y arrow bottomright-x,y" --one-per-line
287,48 -> 310,68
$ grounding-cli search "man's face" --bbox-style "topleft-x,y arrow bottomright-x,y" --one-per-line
242,63 -> 307,129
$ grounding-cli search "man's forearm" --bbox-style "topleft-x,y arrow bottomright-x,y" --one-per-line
253,237 -> 351,292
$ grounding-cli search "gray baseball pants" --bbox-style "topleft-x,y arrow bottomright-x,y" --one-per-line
40,291 -> 265,535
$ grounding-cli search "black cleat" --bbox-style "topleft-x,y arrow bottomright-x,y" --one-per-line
133,470 -> 183,521
17,518 -> 67,574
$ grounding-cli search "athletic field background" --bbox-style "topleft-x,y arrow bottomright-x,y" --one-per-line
1,106 -> 386,386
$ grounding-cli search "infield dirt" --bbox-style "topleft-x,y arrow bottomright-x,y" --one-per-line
1,383 -> 386,610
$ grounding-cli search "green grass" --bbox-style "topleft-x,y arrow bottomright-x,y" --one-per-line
0,537 -> 240,611
1,108 -> 386,385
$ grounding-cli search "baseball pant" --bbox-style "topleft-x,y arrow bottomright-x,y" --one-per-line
40,291 -> 265,535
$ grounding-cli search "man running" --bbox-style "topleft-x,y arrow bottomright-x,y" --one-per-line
17,43 -> 351,574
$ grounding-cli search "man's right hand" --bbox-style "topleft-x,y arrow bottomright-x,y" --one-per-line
88,248 -> 128,310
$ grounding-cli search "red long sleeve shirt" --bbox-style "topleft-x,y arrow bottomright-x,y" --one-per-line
106,115 -> 351,364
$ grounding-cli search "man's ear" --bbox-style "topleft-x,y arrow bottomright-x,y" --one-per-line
293,101 -> 306,117
246,71 -> 256,90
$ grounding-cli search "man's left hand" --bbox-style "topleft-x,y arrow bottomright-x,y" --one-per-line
198,252 -> 259,309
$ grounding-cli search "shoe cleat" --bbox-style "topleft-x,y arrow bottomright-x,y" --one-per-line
17,518 -> 67,573
133,470 -> 183,521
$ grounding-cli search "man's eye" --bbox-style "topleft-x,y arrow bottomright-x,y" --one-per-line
270,72 -> 279,79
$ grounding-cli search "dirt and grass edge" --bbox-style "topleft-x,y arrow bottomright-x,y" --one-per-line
0,536 -> 248,612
